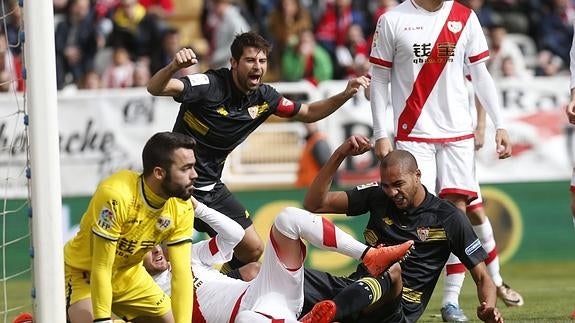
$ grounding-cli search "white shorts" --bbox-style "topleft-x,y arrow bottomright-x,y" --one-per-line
571,168 -> 575,192
240,232 -> 306,320
396,139 -> 478,201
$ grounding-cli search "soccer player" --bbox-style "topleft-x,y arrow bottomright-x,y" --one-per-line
147,31 -> 370,274
64,132 -> 197,323
442,100 -> 523,320
143,199 -> 413,323
368,0 -> 512,319
565,24 -> 575,320
302,135 -> 503,323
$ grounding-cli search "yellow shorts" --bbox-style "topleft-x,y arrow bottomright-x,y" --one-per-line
65,264 -> 171,320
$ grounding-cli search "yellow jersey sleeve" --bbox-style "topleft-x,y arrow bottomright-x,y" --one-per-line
168,241 -> 193,323
164,199 -> 195,246
91,234 -> 117,319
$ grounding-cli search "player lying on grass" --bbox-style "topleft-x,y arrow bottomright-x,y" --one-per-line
144,200 -> 414,323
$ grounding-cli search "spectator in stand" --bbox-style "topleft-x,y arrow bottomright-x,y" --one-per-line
55,0 -> 102,90
138,0 -> 174,21
281,29 -> 333,85
314,0 -> 370,79
204,0 -> 250,69
266,0 -> 313,80
467,0 -> 498,30
486,23 -> 531,78
101,46 -> 135,88
0,33 -> 22,92
534,49 -> 565,76
487,0 -> 532,34
295,122 -> 336,188
77,70 -> 102,89
335,23 -> 370,79
535,0 -> 574,67
370,0 -> 398,30
107,0 -> 163,63
133,62 -> 151,87
4,0 -> 22,57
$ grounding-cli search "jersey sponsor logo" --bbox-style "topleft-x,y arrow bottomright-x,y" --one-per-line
356,182 -> 379,190
156,217 -> 171,231
447,21 -> 463,34
97,206 -> 114,230
417,227 -> 430,241
465,238 -> 482,256
187,74 -> 210,87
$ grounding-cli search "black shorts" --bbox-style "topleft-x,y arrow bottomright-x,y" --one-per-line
192,183 -> 252,236
303,268 -> 407,323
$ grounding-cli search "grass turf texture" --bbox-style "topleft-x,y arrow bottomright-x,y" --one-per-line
420,260 -> 575,322
2,260 -> 574,322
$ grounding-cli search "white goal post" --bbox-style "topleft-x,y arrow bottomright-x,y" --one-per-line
23,0 -> 66,321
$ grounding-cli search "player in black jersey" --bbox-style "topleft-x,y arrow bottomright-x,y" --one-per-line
147,31 -> 370,273
301,135 -> 504,323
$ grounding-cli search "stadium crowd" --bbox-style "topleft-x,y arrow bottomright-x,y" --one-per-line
0,0 -> 572,92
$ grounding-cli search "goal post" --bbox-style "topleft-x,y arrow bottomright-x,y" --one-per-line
23,0 -> 66,320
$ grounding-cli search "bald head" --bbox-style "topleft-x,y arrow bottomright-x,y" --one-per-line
380,150 -> 419,173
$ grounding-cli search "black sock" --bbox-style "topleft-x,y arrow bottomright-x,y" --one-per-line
332,273 -> 391,320
220,255 -> 248,275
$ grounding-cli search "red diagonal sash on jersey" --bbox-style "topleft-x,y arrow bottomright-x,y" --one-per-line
396,2 -> 471,139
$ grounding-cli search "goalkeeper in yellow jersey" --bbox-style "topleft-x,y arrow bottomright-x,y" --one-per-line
64,132 -> 197,323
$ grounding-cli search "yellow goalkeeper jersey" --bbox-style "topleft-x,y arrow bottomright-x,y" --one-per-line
64,170 -> 194,271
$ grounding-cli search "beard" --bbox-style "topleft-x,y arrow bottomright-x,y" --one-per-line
161,171 -> 193,200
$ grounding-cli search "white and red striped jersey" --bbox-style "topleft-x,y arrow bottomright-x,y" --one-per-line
370,0 -> 489,142
191,236 -> 250,323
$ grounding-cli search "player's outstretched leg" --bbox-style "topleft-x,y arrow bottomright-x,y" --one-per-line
300,300 -> 336,323
362,240 -> 414,277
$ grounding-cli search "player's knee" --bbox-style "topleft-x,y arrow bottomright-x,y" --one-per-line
570,198 -> 575,216
273,207 -> 306,240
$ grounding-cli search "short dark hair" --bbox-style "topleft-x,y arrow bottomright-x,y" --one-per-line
142,132 -> 196,176
380,149 -> 419,173
230,32 -> 272,61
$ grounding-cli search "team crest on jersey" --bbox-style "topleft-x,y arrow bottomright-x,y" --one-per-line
247,105 -> 259,119
97,207 -> 114,230
417,227 -> 430,241
364,229 -> 379,246
382,217 -> 394,225
447,21 -> 462,34
156,217 -> 171,231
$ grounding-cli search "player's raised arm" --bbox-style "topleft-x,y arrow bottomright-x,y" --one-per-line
147,48 -> 198,97
292,75 -> 370,123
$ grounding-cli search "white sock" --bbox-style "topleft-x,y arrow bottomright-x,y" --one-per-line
274,207 -> 367,260
573,216 -> 575,231
473,218 -> 503,287
442,253 -> 465,307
